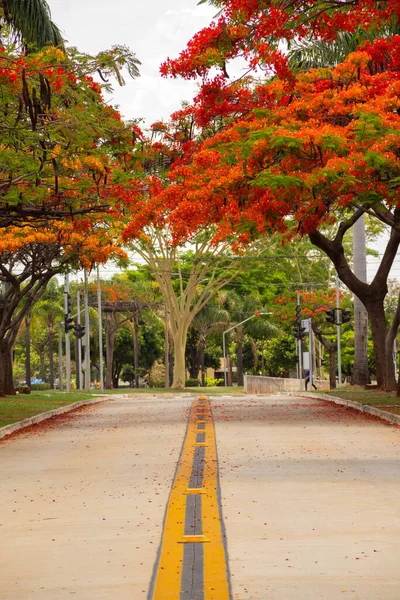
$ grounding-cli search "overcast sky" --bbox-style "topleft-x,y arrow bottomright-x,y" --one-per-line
50,0 -> 215,127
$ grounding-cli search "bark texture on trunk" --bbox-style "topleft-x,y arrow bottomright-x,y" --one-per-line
133,318 -> 139,389
309,220 -> 400,390
0,341 -> 14,395
48,329 -> 54,389
386,293 -> 400,394
25,313 -> 31,387
199,330 -> 206,386
171,326 -> 188,389
105,314 -> 116,390
351,215 -> 370,385
237,327 -> 244,386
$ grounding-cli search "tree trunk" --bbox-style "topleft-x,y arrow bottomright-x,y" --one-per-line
105,315 -> 116,390
133,316 -> 139,388
199,332 -> 206,386
0,340 -> 15,395
227,355 -> 233,386
351,215 -> 370,385
39,353 -> 46,382
309,225 -> 400,390
25,313 -> 31,387
367,298 -> 394,389
386,293 -> 400,394
237,327 -> 244,386
172,326 -> 188,389
48,329 -> 55,389
328,349 -> 336,389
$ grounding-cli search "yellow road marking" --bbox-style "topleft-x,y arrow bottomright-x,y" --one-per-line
151,396 -> 230,600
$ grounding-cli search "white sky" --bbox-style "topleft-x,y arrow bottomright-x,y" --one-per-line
49,1 -> 399,283
50,0 -> 216,127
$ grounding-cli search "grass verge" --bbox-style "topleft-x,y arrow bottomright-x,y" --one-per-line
0,386 -> 243,428
313,388 -> 400,415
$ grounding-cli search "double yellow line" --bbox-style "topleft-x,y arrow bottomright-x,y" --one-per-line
151,395 -> 230,599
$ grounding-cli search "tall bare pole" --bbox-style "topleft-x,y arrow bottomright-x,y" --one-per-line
84,269 -> 90,391
297,292 -> 303,391
97,267 -> 104,391
352,214 -> 369,384
58,322 -> 63,391
76,290 -> 82,390
336,274 -> 342,387
64,274 -> 71,392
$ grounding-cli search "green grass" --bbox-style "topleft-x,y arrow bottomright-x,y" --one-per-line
0,390 -> 94,428
0,386 -> 243,428
314,388 -> 400,413
320,389 -> 399,405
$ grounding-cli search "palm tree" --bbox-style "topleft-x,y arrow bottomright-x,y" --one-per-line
190,304 -> 229,386
1,0 -> 64,49
222,292 -> 281,386
32,298 -> 63,388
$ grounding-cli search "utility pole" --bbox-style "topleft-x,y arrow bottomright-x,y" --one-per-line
58,322 -> 63,391
97,267 -> 104,391
64,274 -> 71,392
336,274 -> 342,387
83,269 -> 90,391
297,292 -> 304,391
308,318 -> 313,389
76,290 -> 82,390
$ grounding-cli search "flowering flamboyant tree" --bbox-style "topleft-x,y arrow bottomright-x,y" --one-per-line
0,222 -> 127,396
0,41 -> 142,396
119,115 -> 266,389
151,40 -> 400,389
0,43 -> 140,227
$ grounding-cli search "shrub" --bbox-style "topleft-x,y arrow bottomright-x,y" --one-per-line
204,377 -> 224,387
17,385 -> 31,394
185,378 -> 200,387
150,380 -> 165,388
30,383 -> 51,391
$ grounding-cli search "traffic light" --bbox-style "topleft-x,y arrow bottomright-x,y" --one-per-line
342,309 -> 351,324
66,293 -> 72,314
293,323 -> 306,340
64,314 -> 74,333
295,304 -> 301,324
325,309 -> 335,324
73,324 -> 85,339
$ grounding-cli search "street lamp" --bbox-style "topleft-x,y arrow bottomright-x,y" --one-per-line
222,312 -> 273,386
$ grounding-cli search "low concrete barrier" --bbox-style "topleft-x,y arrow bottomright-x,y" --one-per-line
244,375 -> 330,394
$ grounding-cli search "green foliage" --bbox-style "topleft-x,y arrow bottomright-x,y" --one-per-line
185,378 -> 201,387
263,335 -> 297,377
1,0 -> 64,49
204,376 -> 224,387
30,383 -> 51,390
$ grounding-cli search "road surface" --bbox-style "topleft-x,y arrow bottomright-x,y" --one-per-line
0,393 -> 399,599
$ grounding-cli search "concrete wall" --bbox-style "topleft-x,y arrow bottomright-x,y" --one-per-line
244,375 -> 330,394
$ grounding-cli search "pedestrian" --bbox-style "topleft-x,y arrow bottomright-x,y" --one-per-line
304,369 -> 317,390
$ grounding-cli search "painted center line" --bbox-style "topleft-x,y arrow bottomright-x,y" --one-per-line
149,395 -> 230,600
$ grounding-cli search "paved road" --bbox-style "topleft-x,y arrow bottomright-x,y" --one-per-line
0,394 -> 399,599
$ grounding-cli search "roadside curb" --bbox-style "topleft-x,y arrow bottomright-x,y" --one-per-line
292,391 -> 400,426
0,395 -> 113,441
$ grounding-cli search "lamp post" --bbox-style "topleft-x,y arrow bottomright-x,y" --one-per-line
222,312 -> 272,386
